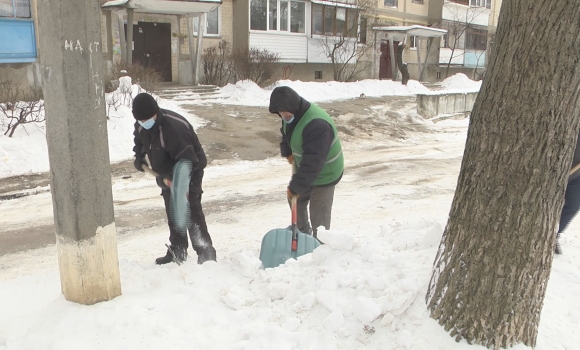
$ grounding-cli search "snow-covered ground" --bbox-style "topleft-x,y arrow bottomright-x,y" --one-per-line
0,74 -> 578,350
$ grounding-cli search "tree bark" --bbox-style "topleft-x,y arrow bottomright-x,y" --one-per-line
426,2 -> 580,349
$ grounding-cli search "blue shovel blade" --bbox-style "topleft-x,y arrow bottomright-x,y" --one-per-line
259,228 -> 321,269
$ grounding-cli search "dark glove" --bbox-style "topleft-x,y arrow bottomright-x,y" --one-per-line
156,176 -> 171,190
134,156 -> 146,172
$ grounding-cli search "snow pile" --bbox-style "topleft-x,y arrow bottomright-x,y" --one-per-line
218,80 -> 272,105
270,79 -> 432,102
214,225 -> 451,349
212,79 -> 432,106
440,73 -> 482,92
3,222 -> 488,350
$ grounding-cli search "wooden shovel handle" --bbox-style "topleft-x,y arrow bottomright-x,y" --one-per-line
570,163 -> 580,176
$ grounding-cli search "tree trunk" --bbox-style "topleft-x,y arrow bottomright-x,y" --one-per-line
426,2 -> 580,349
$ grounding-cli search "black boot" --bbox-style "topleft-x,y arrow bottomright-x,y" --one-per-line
155,245 -> 188,265
555,233 -> 563,255
197,246 -> 217,264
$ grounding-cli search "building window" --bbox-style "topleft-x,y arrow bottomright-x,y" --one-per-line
409,36 -> 417,49
470,0 -> 491,8
442,33 -> 449,48
465,28 -> 487,50
312,4 -> 359,38
250,0 -> 267,30
269,0 -> 277,30
194,8 -> 220,36
359,17 -> 367,44
0,0 -> 31,18
384,0 -> 398,7
315,71 -> 322,79
280,0 -> 288,31
251,0 -> 306,33
449,0 -> 469,5
290,1 -> 305,33
412,0 -> 424,4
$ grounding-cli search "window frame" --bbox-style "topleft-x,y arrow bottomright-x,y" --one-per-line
449,0 -> 469,5
409,35 -> 417,49
470,0 -> 491,9
193,8 -> 221,37
250,0 -> 307,34
384,0 -> 398,7
0,0 -> 32,19
311,4 -> 359,39
465,27 -> 488,50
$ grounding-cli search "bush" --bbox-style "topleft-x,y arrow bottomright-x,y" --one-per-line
202,40 -> 232,87
0,81 -> 44,137
230,47 -> 280,87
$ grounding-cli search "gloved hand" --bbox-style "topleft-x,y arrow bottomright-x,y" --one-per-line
156,176 -> 171,190
286,154 -> 294,164
287,187 -> 297,201
134,156 -> 146,172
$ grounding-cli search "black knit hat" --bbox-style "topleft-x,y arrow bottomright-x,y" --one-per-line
132,93 -> 159,120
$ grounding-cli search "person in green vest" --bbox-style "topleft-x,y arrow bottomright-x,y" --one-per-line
269,86 -> 344,238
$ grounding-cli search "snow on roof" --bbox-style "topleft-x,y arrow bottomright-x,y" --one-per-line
372,25 -> 447,38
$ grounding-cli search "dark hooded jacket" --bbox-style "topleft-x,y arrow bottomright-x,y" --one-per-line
133,108 -> 207,192
570,129 -> 580,182
269,86 -> 342,194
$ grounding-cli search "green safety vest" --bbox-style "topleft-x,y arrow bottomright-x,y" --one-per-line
284,104 -> 344,186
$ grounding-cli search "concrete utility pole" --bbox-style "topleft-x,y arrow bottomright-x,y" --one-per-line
37,0 -> 122,305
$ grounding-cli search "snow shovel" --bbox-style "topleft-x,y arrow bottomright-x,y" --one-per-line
142,159 -> 192,235
259,194 -> 321,269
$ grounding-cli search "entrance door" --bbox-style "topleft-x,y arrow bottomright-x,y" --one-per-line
379,41 -> 399,80
127,22 -> 172,82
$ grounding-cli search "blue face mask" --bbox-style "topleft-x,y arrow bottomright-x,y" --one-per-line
283,115 -> 295,124
138,117 -> 156,130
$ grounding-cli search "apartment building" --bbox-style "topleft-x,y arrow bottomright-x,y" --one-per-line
437,0 -> 503,80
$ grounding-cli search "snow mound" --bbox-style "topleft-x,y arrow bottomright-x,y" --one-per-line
440,73 -> 482,91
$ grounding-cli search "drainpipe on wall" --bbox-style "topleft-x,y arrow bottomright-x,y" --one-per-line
194,13 -> 206,85
126,9 -> 134,65
187,14 -> 196,85
117,12 -> 127,65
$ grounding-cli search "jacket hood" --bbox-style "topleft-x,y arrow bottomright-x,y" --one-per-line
269,86 -> 311,123
269,86 -> 303,114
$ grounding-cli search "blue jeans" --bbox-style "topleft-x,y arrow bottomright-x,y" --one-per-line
558,176 -> 580,233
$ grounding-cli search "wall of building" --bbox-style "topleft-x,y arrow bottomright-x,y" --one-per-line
0,0 -> 41,101
271,61 -> 373,84
376,0 -> 433,24
178,0 -> 234,56
0,63 -> 41,102
232,0 -> 249,51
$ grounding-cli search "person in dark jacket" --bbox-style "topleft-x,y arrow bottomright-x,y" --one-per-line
269,86 -> 344,238
556,129 -> 580,255
132,93 -> 216,265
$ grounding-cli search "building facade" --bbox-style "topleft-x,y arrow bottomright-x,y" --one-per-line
0,0 -> 41,93
437,0 -> 503,80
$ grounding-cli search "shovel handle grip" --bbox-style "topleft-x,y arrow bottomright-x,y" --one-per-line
291,195 -> 298,251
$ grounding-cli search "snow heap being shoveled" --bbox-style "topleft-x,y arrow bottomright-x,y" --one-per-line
2,220 -> 517,350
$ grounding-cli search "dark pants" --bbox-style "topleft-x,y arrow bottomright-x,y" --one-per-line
558,176 -> 580,233
161,170 -> 213,255
292,185 -> 335,237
